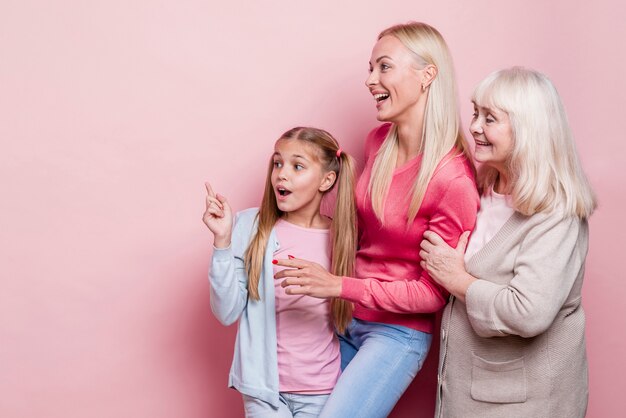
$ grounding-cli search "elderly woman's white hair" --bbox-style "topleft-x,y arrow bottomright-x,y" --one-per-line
472,66 -> 596,219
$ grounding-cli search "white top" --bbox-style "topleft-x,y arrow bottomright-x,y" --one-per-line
465,190 -> 515,262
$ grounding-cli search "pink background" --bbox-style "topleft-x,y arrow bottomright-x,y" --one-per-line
1,1 -> 624,417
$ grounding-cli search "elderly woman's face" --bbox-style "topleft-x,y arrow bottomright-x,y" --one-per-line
365,35 -> 427,124
470,103 -> 514,175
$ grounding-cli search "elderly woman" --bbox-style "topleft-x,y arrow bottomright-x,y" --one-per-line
420,67 -> 596,418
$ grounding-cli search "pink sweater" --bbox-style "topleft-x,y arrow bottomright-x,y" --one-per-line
340,124 -> 480,333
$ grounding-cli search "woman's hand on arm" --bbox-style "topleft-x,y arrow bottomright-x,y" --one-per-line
419,230 -> 477,303
274,258 -> 343,298
202,182 -> 233,248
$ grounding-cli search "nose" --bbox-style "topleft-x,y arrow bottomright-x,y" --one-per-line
365,70 -> 377,88
276,166 -> 287,180
470,118 -> 483,135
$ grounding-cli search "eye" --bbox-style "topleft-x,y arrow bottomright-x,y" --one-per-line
472,111 -> 478,119
486,115 -> 496,124
368,66 -> 373,73
380,63 -> 390,71
273,161 -> 282,168
294,164 -> 304,171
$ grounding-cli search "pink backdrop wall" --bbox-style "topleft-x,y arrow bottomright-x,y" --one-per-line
1,1 -> 624,417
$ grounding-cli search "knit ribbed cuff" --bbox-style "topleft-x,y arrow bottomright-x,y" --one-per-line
211,245 -> 233,261
340,276 -> 366,304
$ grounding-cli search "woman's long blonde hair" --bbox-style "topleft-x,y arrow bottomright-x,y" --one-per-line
368,22 -> 468,224
244,127 -> 357,334
473,67 -> 596,219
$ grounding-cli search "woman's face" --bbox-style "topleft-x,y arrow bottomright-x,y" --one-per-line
365,35 -> 428,124
470,102 -> 514,174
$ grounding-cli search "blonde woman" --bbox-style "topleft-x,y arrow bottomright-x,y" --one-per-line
205,127 -> 356,417
420,67 -> 596,417
276,22 -> 479,417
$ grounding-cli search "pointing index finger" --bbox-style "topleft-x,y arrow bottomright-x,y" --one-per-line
205,182 -> 216,198
272,258 -> 306,268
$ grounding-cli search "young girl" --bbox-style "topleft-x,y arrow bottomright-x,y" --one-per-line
203,127 -> 357,417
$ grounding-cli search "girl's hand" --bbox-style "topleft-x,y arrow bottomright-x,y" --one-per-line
202,182 -> 232,248
275,257 -> 342,299
419,230 -> 475,301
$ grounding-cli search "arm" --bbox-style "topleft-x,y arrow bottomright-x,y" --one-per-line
465,215 -> 586,338
341,175 -> 479,313
278,176 -> 479,314
209,240 -> 249,326
203,183 -> 248,326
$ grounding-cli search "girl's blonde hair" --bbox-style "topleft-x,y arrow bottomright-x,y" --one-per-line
368,22 -> 468,224
473,67 -> 596,219
244,127 -> 357,334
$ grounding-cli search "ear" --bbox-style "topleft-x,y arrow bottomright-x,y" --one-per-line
319,171 -> 337,192
421,64 -> 438,89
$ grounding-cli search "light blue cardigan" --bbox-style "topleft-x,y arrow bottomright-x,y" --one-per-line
209,208 -> 282,408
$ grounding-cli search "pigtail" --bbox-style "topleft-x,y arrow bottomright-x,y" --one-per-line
244,158 -> 281,301
330,151 -> 357,334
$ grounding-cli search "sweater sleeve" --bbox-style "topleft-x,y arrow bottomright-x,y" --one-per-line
465,215 -> 587,338
341,175 -> 479,313
208,213 -> 249,326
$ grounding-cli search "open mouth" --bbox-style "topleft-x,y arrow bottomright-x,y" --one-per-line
277,187 -> 292,197
474,139 -> 491,146
374,93 -> 389,103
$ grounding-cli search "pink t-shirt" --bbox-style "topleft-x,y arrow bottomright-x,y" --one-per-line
272,219 -> 340,394
465,190 -> 515,261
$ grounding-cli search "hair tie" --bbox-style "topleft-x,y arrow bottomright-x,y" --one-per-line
336,148 -> 342,158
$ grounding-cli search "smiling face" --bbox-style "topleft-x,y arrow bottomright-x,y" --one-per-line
470,102 -> 515,177
365,35 -> 430,125
270,139 -> 335,220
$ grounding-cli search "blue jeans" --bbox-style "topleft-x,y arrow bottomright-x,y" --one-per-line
242,393 -> 329,418
319,318 -> 432,418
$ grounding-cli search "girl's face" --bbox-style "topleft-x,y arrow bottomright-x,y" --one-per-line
365,35 -> 429,124
470,103 -> 514,175
271,139 -> 335,219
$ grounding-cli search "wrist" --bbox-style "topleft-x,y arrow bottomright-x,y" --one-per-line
452,272 -> 475,302
333,275 -> 343,298
213,234 -> 231,249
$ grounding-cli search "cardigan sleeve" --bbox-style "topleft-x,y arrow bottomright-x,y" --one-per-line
465,214 -> 587,338
208,212 -> 250,326
341,175 -> 479,313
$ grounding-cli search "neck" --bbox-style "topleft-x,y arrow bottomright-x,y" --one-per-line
394,99 -> 427,165
282,208 -> 329,229
494,171 -> 512,194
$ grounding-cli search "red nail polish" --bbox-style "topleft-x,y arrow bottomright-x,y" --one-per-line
288,255 -> 295,259
272,259 -> 278,264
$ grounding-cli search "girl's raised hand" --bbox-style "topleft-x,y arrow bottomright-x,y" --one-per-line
202,182 -> 233,248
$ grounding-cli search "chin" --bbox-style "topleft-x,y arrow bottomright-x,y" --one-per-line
376,112 -> 391,122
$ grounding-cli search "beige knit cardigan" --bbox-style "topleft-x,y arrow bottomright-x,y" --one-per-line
436,210 -> 589,418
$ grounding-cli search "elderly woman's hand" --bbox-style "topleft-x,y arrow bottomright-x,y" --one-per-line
419,230 -> 476,302
274,257 -> 343,299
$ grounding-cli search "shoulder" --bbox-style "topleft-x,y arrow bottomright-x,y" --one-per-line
428,152 -> 478,197
516,209 -> 588,251
524,208 -> 586,234
364,123 -> 392,157
434,151 -> 475,182
234,207 -> 260,226
232,208 -> 261,243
